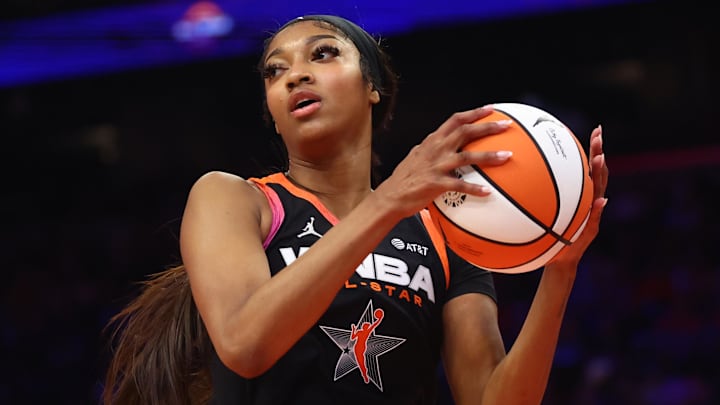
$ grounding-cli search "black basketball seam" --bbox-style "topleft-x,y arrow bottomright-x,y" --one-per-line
431,200 -> 555,272
432,105 -> 590,271
479,106 -> 572,245
431,200 -> 544,246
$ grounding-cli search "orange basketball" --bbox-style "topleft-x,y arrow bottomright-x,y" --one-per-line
428,102 -> 594,273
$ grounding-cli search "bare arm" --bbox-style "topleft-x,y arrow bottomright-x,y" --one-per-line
442,293 -> 506,404
181,106 -> 513,378
443,125 -> 608,405
181,171 -> 401,377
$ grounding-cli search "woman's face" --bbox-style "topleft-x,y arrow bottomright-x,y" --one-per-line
262,20 -> 379,154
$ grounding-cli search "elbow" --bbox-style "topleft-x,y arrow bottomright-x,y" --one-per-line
214,336 -> 275,378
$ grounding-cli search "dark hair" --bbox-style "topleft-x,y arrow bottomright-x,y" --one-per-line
102,15 -> 400,404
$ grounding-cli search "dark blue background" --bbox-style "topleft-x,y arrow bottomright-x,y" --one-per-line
1,0 -> 717,403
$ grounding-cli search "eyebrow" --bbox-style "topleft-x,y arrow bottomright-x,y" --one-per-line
264,34 -> 340,64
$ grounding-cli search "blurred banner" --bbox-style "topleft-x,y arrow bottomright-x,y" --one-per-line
0,0 -> 649,88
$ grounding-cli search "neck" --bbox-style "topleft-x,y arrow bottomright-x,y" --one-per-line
285,151 -> 374,219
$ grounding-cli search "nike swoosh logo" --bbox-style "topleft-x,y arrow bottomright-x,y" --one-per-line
533,116 -> 557,127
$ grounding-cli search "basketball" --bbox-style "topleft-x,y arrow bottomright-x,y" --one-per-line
428,102 -> 594,274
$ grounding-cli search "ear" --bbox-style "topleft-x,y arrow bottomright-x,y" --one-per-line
369,89 -> 380,105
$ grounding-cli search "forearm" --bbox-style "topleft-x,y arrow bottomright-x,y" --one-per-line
481,263 -> 577,405
223,191 -> 403,375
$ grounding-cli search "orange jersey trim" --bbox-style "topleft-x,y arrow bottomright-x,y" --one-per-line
420,208 -> 450,288
249,173 -> 340,225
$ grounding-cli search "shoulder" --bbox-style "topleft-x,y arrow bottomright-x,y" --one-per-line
188,170 -> 262,200
181,170 -> 275,248
190,170 -> 251,192
185,170 -> 270,220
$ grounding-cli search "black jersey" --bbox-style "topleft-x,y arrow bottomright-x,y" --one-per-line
209,173 -> 496,405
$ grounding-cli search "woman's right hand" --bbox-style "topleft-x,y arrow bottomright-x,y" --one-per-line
376,105 -> 513,218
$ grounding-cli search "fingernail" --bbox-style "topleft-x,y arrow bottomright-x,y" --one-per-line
495,151 -> 513,159
602,197 -> 608,207
496,119 -> 513,127
480,105 -> 494,112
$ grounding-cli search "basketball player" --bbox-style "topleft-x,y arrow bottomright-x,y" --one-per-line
102,14 -> 608,405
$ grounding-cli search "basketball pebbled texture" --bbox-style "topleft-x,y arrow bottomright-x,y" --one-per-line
428,103 -> 594,274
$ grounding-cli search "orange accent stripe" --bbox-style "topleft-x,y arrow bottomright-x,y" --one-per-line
420,209 -> 450,288
250,173 -> 339,225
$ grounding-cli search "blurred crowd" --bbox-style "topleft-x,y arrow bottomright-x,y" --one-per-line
1,1 -> 716,402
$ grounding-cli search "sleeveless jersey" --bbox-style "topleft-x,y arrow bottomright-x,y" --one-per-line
210,173 -> 496,405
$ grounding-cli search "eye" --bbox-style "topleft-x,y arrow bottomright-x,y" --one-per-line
262,63 -> 285,80
311,44 -> 340,61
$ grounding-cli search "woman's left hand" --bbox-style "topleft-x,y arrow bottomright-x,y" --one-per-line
548,124 -> 608,267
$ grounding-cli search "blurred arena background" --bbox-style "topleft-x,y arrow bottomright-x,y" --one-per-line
1,0 -> 718,403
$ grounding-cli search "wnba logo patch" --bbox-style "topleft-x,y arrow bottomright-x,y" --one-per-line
441,191 -> 466,207
441,169 -> 467,207
319,300 -> 405,391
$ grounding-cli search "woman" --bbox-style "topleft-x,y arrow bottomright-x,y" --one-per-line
103,14 -> 608,405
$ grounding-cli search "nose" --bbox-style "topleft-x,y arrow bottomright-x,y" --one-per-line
285,64 -> 314,90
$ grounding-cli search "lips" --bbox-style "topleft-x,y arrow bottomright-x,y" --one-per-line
288,90 -> 321,113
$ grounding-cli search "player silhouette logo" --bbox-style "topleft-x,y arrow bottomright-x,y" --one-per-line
297,216 -> 323,239
319,300 -> 405,391
351,308 -> 384,383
